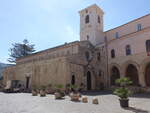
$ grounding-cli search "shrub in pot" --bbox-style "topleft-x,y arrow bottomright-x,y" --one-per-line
65,84 -> 71,94
32,85 -> 38,96
54,84 -> 65,99
40,85 -> 46,97
113,77 -> 132,108
46,84 -> 54,94
69,85 -> 81,101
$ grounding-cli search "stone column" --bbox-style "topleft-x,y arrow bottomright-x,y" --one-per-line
139,70 -> 146,87
120,68 -> 125,78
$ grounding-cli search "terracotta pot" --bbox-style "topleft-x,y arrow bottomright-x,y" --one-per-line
70,93 -> 80,101
32,90 -> 38,96
54,92 -> 63,99
82,97 -> 88,103
92,98 -> 99,104
40,90 -> 46,97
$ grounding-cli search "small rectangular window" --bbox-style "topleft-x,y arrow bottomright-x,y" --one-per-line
115,32 -> 119,39
137,24 -> 142,31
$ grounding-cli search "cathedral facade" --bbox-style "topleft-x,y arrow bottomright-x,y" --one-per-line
3,4 -> 150,90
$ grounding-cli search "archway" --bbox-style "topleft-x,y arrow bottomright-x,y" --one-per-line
145,63 -> 150,86
71,75 -> 75,85
111,66 -> 120,85
26,77 -> 30,89
87,71 -> 92,90
126,64 -> 139,86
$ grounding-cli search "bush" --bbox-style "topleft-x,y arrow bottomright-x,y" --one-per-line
113,77 -> 133,99
115,77 -> 132,87
114,87 -> 131,99
40,85 -> 46,90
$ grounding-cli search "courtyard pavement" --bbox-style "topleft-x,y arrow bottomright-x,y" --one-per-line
0,92 -> 150,113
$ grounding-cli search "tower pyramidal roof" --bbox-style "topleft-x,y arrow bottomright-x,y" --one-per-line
79,4 -> 104,14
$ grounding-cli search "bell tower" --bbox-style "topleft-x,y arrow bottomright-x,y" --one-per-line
79,4 -> 105,45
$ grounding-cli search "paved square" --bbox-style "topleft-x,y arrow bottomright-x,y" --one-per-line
0,92 -> 150,113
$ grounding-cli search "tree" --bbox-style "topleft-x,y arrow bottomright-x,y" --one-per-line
8,39 -> 35,63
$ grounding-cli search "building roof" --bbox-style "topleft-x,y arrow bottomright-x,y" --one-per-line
17,41 -> 80,61
79,4 -> 104,14
105,13 -> 150,33
16,40 -> 91,61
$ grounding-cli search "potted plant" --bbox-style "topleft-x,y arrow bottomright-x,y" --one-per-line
65,84 -> 71,94
46,83 -> 54,94
113,77 -> 132,108
69,85 -> 81,101
39,85 -> 46,97
32,85 -> 38,96
54,84 -> 65,99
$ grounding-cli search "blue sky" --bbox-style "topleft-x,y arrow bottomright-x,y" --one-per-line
0,0 -> 150,63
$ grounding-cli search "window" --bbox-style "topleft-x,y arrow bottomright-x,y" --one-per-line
111,49 -> 115,58
97,52 -> 101,61
85,15 -> 89,24
115,32 -> 119,39
87,35 -> 89,40
146,40 -> 150,56
137,24 -> 142,31
98,16 -> 100,23
85,51 -> 90,61
126,45 -> 131,55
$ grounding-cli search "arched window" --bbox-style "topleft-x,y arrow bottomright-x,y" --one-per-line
85,51 -> 90,61
85,15 -> 89,24
146,40 -> 150,56
111,66 -> 120,85
98,16 -> 100,23
126,45 -> 131,55
111,49 -> 115,58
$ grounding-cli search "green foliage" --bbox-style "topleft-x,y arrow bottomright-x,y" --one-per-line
114,88 -> 132,99
113,77 -> 133,99
55,84 -> 64,90
115,77 -> 132,87
70,84 -> 78,90
40,85 -> 46,90
54,84 -> 65,96
8,39 -> 35,63
32,85 -> 37,90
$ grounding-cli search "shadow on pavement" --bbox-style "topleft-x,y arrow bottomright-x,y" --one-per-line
81,90 -> 112,96
131,93 -> 150,99
124,107 -> 149,113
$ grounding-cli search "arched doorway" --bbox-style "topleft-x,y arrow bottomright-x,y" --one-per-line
71,75 -> 75,85
111,66 -> 120,85
87,71 -> 92,90
126,64 -> 139,86
26,76 -> 30,89
145,63 -> 150,86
